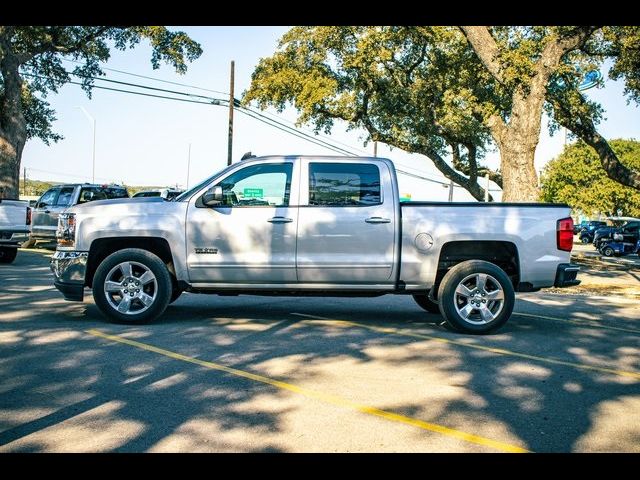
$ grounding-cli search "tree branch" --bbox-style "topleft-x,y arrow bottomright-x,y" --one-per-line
31,26 -> 113,56
548,89 -> 640,190
459,26 -> 505,84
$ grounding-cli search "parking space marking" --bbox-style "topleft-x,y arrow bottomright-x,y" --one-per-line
513,312 -> 640,335
291,313 -> 640,381
85,328 -> 529,453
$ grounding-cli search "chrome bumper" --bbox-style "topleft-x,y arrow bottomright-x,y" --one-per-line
51,251 -> 88,301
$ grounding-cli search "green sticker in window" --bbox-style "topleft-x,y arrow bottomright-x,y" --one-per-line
243,188 -> 264,198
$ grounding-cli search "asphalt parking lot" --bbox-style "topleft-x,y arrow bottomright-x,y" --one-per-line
1,248 -> 639,452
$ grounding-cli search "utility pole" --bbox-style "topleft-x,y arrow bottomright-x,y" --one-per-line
227,60 -> 235,166
23,167 -> 27,196
448,180 -> 454,202
484,173 -> 490,202
186,143 -> 191,189
373,141 -> 378,158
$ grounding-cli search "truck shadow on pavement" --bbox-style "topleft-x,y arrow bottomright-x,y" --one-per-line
1,249 -> 639,452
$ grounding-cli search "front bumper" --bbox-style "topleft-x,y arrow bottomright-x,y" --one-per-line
50,250 -> 88,301
553,263 -> 580,288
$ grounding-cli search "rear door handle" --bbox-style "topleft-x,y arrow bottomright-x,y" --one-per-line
365,217 -> 391,224
268,216 -> 293,223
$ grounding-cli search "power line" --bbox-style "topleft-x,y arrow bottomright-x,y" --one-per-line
235,108 -> 355,156
61,57 -> 230,96
62,57 -> 370,154
236,106 -> 357,156
23,69 -> 500,193
74,73 -> 226,103
22,73 -> 223,106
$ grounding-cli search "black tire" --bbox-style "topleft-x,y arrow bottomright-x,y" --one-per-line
602,246 -> 614,257
412,293 -> 441,314
0,247 -> 18,264
92,248 -> 172,324
437,260 -> 515,335
580,236 -> 590,244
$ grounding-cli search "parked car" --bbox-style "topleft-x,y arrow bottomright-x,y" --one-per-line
0,198 -> 30,263
574,220 -> 589,235
576,221 -> 607,243
51,155 -> 579,334
30,184 -> 129,243
132,188 -> 184,201
593,221 -> 640,249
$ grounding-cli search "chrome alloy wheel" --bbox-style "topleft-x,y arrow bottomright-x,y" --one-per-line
103,261 -> 158,315
453,273 -> 505,325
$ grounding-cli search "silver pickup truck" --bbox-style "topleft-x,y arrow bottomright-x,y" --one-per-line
50,156 -> 579,334
0,198 -> 30,264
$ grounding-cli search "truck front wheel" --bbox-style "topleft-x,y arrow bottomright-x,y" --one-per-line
92,248 -> 172,324
0,247 -> 18,264
437,260 -> 514,334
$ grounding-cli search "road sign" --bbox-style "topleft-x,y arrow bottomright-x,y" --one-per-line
243,188 -> 263,198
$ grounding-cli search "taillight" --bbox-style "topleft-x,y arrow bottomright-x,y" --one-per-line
557,217 -> 574,251
26,207 -> 31,226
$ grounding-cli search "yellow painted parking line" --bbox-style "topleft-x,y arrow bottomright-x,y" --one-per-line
85,328 -> 529,453
513,312 -> 640,335
291,313 -> 640,381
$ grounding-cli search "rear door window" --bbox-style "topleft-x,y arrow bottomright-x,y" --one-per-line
79,187 -> 106,203
103,187 -> 129,199
308,163 -> 381,206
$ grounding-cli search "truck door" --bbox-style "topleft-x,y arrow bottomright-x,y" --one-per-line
32,187 -> 65,239
296,160 -> 397,284
186,161 -> 299,283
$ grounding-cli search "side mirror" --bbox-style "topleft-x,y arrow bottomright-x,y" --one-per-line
202,186 -> 223,206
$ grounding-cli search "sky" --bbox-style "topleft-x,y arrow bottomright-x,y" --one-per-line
21,26 -> 640,202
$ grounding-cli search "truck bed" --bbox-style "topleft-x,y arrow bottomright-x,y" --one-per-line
399,201 -> 571,290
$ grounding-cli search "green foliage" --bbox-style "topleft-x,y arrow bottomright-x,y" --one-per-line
540,139 -> 640,216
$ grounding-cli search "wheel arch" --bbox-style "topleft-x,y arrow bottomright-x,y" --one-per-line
432,240 -> 520,297
86,237 -> 175,288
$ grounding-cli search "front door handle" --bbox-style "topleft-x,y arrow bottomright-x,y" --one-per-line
268,216 -> 293,223
365,217 -> 391,224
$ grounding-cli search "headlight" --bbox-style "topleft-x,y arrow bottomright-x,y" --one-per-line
56,213 -> 76,248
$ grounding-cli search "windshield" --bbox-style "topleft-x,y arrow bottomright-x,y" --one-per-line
175,163 -> 238,202
173,164 -> 236,202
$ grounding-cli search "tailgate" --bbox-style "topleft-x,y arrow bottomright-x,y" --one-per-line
0,200 -> 29,232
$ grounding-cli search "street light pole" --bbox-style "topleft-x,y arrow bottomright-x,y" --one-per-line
77,106 -> 96,183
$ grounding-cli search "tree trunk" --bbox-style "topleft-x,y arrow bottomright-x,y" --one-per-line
0,136 -> 23,199
497,93 -> 543,201
499,140 -> 540,202
0,39 -> 28,199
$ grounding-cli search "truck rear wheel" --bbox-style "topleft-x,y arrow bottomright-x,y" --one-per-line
437,260 -> 514,334
0,247 -> 18,264
412,294 -> 441,314
92,248 -> 172,324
